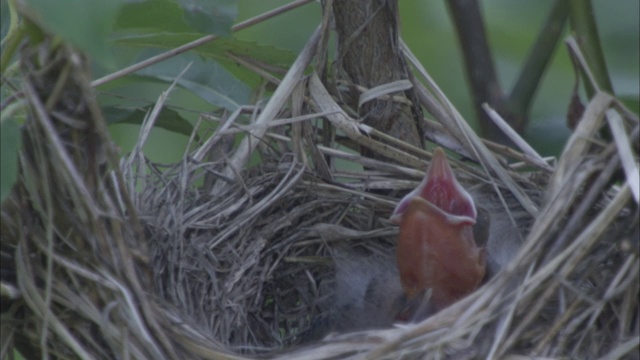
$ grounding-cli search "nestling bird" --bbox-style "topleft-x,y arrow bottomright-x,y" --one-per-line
391,147 -> 486,316
307,148 -> 527,339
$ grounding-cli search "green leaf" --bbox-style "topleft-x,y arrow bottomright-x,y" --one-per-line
619,95 -> 640,116
134,49 -> 251,111
1,118 -> 22,203
103,105 -> 195,137
113,34 -> 296,68
114,0 -> 236,36
176,0 -> 237,35
23,0 -> 124,68
114,0 -> 193,34
112,34 -> 296,87
1,0 -> 10,40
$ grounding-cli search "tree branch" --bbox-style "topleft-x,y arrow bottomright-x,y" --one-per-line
446,0 -> 511,143
508,0 -> 570,123
568,0 -> 614,96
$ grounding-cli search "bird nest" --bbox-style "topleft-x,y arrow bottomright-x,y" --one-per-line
1,30 -> 639,360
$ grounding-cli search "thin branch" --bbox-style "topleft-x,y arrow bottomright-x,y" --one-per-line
568,0 -> 614,96
508,0 -> 570,120
446,0 -> 509,143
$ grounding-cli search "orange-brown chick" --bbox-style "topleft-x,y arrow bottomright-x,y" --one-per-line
391,148 -> 486,312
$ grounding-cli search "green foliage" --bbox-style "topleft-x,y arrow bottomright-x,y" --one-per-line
112,35 -> 295,88
24,0 -> 125,68
134,49 -> 251,111
4,0 -> 637,162
104,105 -> 195,137
115,0 -> 195,34
620,96 -> 640,116
1,0 -> 9,37
95,0 -> 295,155
0,118 -> 21,202
176,0 -> 237,35
114,0 -> 237,36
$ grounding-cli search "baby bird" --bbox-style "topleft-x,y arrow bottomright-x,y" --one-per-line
307,148 -> 528,339
391,147 -> 486,314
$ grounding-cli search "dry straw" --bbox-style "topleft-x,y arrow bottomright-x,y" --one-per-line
1,17 -> 638,360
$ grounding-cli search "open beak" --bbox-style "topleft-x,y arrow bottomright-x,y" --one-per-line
391,148 -> 486,313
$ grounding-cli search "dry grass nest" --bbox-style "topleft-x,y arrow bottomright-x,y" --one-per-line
1,33 -> 639,360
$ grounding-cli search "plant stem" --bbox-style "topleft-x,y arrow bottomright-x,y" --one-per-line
508,0 -> 569,120
568,0 -> 614,96
447,0 -> 512,143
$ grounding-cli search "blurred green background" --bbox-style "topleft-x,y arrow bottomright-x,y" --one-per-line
4,0 -> 639,162
107,1 -> 639,162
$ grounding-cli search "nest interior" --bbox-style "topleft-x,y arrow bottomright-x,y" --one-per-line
1,20 -> 639,360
